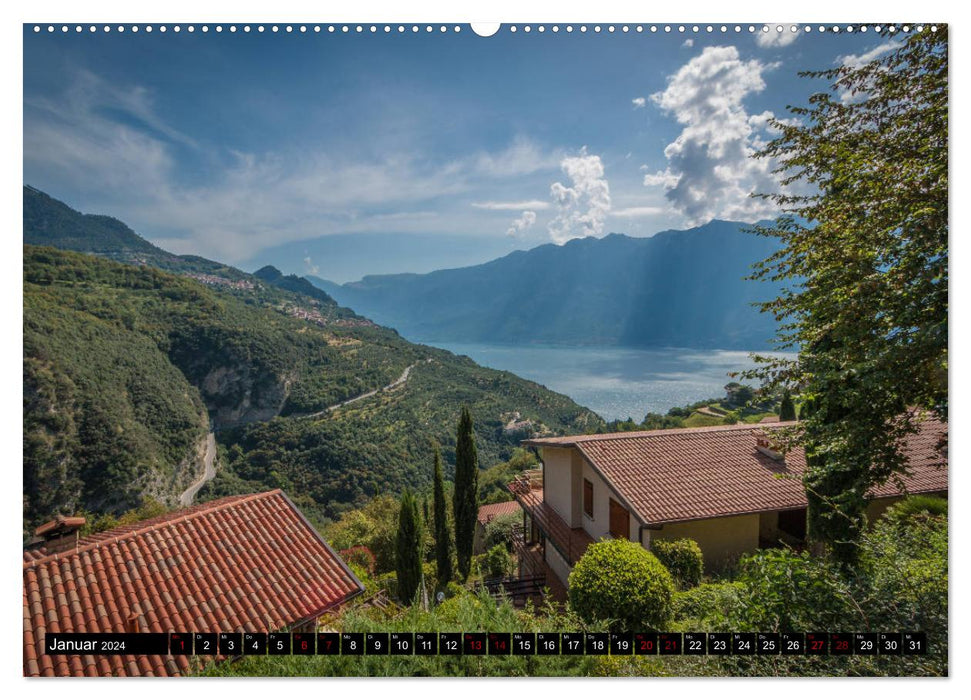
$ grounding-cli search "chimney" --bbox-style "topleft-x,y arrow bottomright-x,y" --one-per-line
34,515 -> 86,555
752,430 -> 785,462
125,613 -> 141,634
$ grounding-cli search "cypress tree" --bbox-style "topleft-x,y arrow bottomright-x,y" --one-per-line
432,443 -> 453,584
779,390 -> 796,421
453,406 -> 479,581
798,397 -> 817,421
395,489 -> 422,604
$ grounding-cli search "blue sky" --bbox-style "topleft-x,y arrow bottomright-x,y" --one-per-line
23,24 -> 898,278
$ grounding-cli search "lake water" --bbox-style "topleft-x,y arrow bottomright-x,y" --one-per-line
427,342 -> 792,422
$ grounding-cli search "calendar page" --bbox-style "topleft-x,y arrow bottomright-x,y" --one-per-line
20,10 -> 948,681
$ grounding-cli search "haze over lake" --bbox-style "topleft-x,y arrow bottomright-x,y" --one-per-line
428,343 -> 793,422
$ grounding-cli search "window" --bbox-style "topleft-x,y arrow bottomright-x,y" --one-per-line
609,498 -> 629,540
583,479 -> 594,518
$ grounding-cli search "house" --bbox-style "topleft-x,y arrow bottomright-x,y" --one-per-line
509,419 -> 947,590
23,489 -> 364,677
475,500 -> 522,553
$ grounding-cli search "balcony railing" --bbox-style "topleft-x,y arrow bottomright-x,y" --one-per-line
508,476 -> 594,567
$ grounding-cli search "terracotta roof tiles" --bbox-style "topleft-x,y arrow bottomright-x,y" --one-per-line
526,419 -> 947,526
476,500 -> 522,525
23,490 -> 363,677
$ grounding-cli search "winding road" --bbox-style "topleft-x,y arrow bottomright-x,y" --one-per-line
178,360 -> 426,505
179,432 -> 217,507
300,359 -> 425,419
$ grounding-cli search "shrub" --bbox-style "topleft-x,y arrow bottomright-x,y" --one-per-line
730,548 -> 858,632
568,539 -> 675,631
482,511 -> 521,552
339,545 -> 377,577
882,495 -> 947,528
483,544 -> 513,579
651,538 -> 703,588
672,582 -> 742,628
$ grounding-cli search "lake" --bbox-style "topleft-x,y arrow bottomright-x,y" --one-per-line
427,342 -> 793,422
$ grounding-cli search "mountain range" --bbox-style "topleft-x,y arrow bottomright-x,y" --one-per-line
22,186 -> 601,532
312,220 -> 785,350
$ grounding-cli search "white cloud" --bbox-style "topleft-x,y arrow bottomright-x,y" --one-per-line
24,68 -> 563,263
303,256 -> 320,275
631,97 -> 647,109
612,206 -> 664,218
755,25 -> 800,48
506,210 -> 537,238
472,200 -> 550,211
682,39 -> 694,48
642,46 -> 783,224
471,138 -> 560,177
838,42 -> 897,70
547,148 -> 612,244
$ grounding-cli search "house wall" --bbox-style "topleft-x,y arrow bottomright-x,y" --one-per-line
544,540 -> 573,589
759,511 -> 781,541
650,513 -> 761,571
579,457 -> 641,542
543,447 -> 574,525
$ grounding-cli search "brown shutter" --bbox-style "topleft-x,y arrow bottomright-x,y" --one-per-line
609,498 -> 629,540
583,479 -> 594,517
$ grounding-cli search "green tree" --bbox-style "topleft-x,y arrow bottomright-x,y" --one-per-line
651,538 -> 703,589
453,407 -> 479,581
431,442 -> 453,585
568,539 -> 675,631
746,29 -> 947,563
395,489 -> 422,604
778,390 -> 796,422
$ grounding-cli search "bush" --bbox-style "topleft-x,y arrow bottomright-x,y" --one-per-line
672,582 -> 742,628
568,539 -> 675,631
482,511 -> 520,552
731,548 -> 857,632
882,495 -> 947,528
651,538 -> 703,589
483,544 -> 513,579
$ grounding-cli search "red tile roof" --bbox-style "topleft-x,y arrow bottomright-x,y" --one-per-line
477,500 -> 522,525
34,515 -> 87,537
525,418 -> 947,526
23,490 -> 363,677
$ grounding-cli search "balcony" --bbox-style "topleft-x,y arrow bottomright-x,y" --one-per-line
508,476 -> 594,568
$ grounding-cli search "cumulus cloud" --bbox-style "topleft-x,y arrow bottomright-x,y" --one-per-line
641,46 -> 783,224
472,199 -> 550,211
632,97 -> 646,109
682,39 -> 694,48
303,256 -> 320,275
547,148 -> 611,244
755,25 -> 800,48
506,210 -> 537,238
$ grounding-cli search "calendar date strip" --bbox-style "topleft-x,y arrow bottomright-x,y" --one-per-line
45,631 -> 927,656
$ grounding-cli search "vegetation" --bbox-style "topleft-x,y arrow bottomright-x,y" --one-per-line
483,544 -> 513,579
478,448 -> 538,504
568,539 -> 675,631
779,390 -> 796,422
481,511 -> 521,553
395,490 -> 423,604
431,443 -> 453,585
453,407 -> 479,581
650,539 -> 703,590
745,28 -> 948,562
23,240 -> 600,534
882,495 -> 948,528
